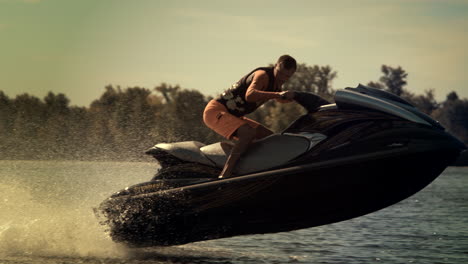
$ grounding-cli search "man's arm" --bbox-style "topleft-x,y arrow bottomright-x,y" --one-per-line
245,70 -> 283,103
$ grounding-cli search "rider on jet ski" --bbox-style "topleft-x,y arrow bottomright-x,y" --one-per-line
203,55 -> 298,179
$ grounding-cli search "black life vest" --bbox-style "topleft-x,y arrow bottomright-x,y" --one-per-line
216,67 -> 276,117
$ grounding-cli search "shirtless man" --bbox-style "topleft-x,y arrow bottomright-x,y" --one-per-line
203,55 -> 297,178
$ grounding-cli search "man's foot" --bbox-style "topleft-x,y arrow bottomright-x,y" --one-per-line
218,170 -> 234,179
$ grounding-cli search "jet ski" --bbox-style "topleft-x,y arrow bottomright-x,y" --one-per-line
96,84 -> 466,247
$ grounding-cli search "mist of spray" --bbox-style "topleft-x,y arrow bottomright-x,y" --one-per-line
0,160 -> 155,258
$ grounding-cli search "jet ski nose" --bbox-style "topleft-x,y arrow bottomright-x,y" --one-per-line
452,135 -> 467,151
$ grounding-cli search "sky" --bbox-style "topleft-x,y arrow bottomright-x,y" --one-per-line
1,0 -> 467,106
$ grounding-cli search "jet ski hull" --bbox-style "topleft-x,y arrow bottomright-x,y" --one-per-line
98,142 -> 461,247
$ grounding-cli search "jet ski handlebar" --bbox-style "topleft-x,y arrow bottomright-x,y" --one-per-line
292,91 -> 331,113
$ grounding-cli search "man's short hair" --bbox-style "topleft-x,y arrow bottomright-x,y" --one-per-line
277,55 -> 297,70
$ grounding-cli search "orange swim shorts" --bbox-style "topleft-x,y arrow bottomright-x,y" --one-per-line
203,100 -> 261,140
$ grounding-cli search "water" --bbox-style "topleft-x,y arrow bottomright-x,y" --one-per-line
0,160 -> 467,264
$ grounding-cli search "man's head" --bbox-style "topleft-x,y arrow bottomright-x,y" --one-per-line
274,55 -> 296,83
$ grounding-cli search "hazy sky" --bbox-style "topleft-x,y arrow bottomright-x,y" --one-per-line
1,0 -> 467,106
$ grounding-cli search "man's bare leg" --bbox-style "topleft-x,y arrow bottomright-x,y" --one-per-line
219,124 -> 256,179
254,124 -> 274,140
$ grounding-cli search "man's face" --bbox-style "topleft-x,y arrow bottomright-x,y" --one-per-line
274,62 -> 295,83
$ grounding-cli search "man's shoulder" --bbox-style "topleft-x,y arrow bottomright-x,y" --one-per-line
253,69 -> 269,81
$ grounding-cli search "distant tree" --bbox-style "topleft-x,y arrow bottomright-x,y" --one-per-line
368,65 -> 436,113
87,85 -> 121,159
114,86 -> 155,156
153,85 -> 218,143
0,91 -> 13,134
11,94 -> 45,138
153,84 -> 184,142
8,94 -> 47,159
37,92 -> 73,159
66,106 -> 91,159
90,85 -> 120,113
446,91 -> 459,102
88,85 -> 157,159
44,92 -> 70,116
155,83 -> 180,103
173,89 -> 214,141
315,65 -> 338,97
432,96 -> 468,144
403,89 -> 439,115
366,81 -> 385,90
0,91 -> 13,159
369,65 -> 408,96
379,65 -> 408,96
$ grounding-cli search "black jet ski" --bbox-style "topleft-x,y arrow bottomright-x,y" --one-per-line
96,84 -> 466,247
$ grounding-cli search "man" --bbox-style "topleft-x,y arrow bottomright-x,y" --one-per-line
203,55 -> 297,179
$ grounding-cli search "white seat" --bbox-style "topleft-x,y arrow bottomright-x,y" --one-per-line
153,141 -> 216,167
201,133 -> 326,175
152,133 -> 326,175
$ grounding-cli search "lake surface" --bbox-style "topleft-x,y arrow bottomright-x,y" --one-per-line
0,160 -> 467,264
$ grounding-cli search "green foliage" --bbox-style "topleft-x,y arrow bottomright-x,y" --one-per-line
403,89 -> 439,115
368,65 -> 408,96
446,91 -> 459,102
368,65 -> 439,115
152,84 -> 220,143
0,83 -> 219,161
367,81 -> 385,90
432,97 -> 468,144
380,65 -> 408,96
0,63 -> 466,161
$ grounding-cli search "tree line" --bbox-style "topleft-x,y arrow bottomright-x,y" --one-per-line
0,64 -> 467,161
